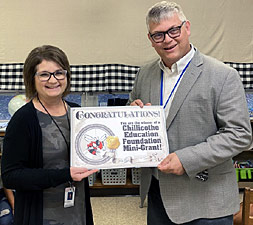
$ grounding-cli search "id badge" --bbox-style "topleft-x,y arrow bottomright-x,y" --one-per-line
64,186 -> 75,208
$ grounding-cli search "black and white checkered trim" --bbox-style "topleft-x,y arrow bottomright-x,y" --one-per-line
0,64 -> 139,92
0,62 -> 252,91
225,62 -> 253,89
70,64 -> 139,92
0,63 -> 24,91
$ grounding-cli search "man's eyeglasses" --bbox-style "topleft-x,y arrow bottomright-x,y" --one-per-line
35,70 -> 67,82
150,21 -> 186,43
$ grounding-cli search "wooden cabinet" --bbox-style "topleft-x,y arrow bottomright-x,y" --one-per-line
89,169 -> 139,196
233,150 -> 253,189
233,120 -> 253,189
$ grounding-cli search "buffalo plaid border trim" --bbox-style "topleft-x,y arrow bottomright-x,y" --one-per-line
0,62 -> 252,91
224,62 -> 253,89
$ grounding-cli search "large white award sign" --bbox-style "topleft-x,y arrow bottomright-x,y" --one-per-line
70,106 -> 169,169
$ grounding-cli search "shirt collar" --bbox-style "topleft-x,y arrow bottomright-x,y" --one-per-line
159,44 -> 195,75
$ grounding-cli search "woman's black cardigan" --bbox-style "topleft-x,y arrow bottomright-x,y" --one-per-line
1,100 -> 94,225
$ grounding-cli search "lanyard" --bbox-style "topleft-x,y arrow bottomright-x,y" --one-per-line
160,59 -> 192,109
37,96 -> 70,151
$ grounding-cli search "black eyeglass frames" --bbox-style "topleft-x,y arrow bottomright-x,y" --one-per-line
150,21 -> 186,43
35,70 -> 67,82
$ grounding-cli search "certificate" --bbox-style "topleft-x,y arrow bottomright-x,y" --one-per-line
70,106 -> 169,169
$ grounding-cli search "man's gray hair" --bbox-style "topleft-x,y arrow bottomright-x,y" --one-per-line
146,1 -> 187,31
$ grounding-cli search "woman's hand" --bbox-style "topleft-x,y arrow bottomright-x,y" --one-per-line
70,167 -> 98,182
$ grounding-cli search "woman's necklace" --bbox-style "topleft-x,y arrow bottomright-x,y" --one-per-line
37,95 -> 70,150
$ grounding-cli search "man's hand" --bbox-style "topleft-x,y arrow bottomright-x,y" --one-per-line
130,99 -> 151,107
70,167 -> 98,181
158,152 -> 185,175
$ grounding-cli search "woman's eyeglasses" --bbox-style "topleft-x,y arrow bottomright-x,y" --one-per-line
35,70 -> 67,82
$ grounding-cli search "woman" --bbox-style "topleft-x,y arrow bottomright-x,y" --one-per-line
1,45 -> 97,225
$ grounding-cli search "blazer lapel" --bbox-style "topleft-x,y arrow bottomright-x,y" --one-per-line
166,51 -> 203,129
150,63 -> 162,105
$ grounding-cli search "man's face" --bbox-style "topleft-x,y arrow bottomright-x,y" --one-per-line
148,14 -> 191,68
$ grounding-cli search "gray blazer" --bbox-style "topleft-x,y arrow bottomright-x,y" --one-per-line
128,50 -> 252,223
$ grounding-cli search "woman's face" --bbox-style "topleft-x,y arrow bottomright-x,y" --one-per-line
34,60 -> 67,101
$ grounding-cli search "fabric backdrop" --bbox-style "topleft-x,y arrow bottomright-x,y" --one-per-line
0,0 -> 252,65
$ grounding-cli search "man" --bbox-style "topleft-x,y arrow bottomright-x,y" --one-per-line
129,1 -> 252,224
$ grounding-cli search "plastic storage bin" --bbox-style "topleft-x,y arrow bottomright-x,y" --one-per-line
236,168 -> 253,181
88,173 -> 97,186
131,168 -> 141,185
101,169 -> 127,185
